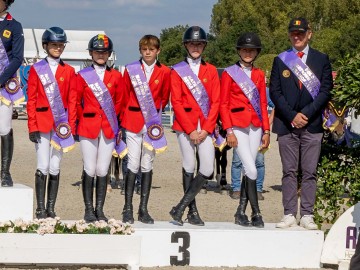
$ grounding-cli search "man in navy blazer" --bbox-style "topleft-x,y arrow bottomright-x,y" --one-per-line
270,17 -> 332,229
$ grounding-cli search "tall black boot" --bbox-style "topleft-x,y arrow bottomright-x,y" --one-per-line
122,170 -> 136,224
1,129 -> 14,187
46,173 -> 60,218
170,172 -> 207,226
35,170 -> 47,219
246,176 -> 264,228
234,176 -> 251,226
138,171 -> 154,224
95,175 -> 108,222
82,171 -> 97,223
182,169 -> 204,226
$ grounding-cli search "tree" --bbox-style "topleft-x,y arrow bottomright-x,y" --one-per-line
159,25 -> 188,66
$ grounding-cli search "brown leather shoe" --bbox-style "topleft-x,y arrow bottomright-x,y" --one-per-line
229,190 -> 240,200
257,192 -> 264,200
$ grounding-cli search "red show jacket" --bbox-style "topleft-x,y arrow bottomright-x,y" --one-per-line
121,61 -> 171,133
171,61 -> 220,135
69,67 -> 124,140
27,60 -> 76,133
220,65 -> 270,131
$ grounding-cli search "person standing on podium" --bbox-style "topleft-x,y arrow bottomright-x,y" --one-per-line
220,32 -> 270,228
121,34 -> 170,224
27,27 -> 76,219
0,0 -> 24,187
169,26 -> 221,226
270,17 -> 332,230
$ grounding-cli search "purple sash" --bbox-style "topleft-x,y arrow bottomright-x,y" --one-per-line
78,67 -> 127,158
278,50 -> 321,100
0,38 -> 24,106
126,61 -> 167,153
33,59 -> 75,152
225,64 -> 263,121
278,50 -> 333,128
172,61 -> 226,149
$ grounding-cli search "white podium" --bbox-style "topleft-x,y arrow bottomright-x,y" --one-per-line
133,221 -> 324,268
0,183 -> 33,221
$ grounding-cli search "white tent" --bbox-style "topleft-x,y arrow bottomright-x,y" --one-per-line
23,28 -> 116,69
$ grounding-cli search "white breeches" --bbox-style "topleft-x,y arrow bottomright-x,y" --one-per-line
176,124 -> 214,177
126,125 -> 155,174
233,125 -> 262,180
80,130 -> 115,177
35,131 -> 63,175
0,102 -> 12,135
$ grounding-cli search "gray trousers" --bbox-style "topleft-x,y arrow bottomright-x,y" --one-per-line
278,128 -> 323,217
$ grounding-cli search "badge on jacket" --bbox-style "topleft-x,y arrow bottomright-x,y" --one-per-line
3,30 -> 11,38
282,70 -> 290,78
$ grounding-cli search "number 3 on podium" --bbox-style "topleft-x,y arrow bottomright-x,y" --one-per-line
170,231 -> 190,266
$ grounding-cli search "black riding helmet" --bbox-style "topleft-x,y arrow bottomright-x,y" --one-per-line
183,26 -> 208,44
42,27 -> 68,44
236,32 -> 262,53
88,34 -> 113,52
183,26 -> 207,60
236,32 -> 262,64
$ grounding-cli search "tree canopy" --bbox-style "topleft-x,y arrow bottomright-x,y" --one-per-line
159,0 -> 360,70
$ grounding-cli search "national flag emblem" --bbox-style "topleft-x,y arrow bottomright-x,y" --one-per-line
294,20 -> 301,26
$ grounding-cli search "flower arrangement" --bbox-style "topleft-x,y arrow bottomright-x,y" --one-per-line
0,217 -> 134,235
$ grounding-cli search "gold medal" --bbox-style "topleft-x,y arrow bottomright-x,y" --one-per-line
282,70 -> 290,78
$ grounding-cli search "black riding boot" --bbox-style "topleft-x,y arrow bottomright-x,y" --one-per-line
182,169 -> 204,226
235,176 -> 251,226
82,171 -> 97,223
46,173 -> 60,218
95,175 -> 108,222
170,172 -> 207,226
122,170 -> 136,224
1,129 -> 14,187
138,171 -> 154,224
35,170 -> 47,219
246,176 -> 264,228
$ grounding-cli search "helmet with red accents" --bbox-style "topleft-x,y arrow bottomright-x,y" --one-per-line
87,34 -> 113,52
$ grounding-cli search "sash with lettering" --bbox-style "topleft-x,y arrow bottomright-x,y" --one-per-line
0,37 -> 24,106
126,61 -> 167,153
278,50 -> 333,127
225,64 -> 263,122
172,61 -> 226,150
78,67 -> 127,158
33,59 -> 75,152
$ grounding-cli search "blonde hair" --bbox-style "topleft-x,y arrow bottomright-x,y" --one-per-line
139,35 -> 160,50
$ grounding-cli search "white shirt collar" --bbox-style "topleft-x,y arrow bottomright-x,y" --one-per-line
46,56 -> 60,66
293,44 -> 309,55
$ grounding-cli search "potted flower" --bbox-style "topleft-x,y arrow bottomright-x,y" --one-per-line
0,218 -> 141,269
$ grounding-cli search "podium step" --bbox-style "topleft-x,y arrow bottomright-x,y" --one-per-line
133,221 -> 324,268
0,183 -> 33,221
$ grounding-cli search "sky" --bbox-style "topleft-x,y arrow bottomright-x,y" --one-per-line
11,0 -> 218,65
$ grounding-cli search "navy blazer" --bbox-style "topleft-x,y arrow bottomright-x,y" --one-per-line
0,13 -> 24,86
269,47 -> 333,135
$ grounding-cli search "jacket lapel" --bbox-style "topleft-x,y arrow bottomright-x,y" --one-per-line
149,64 -> 160,87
